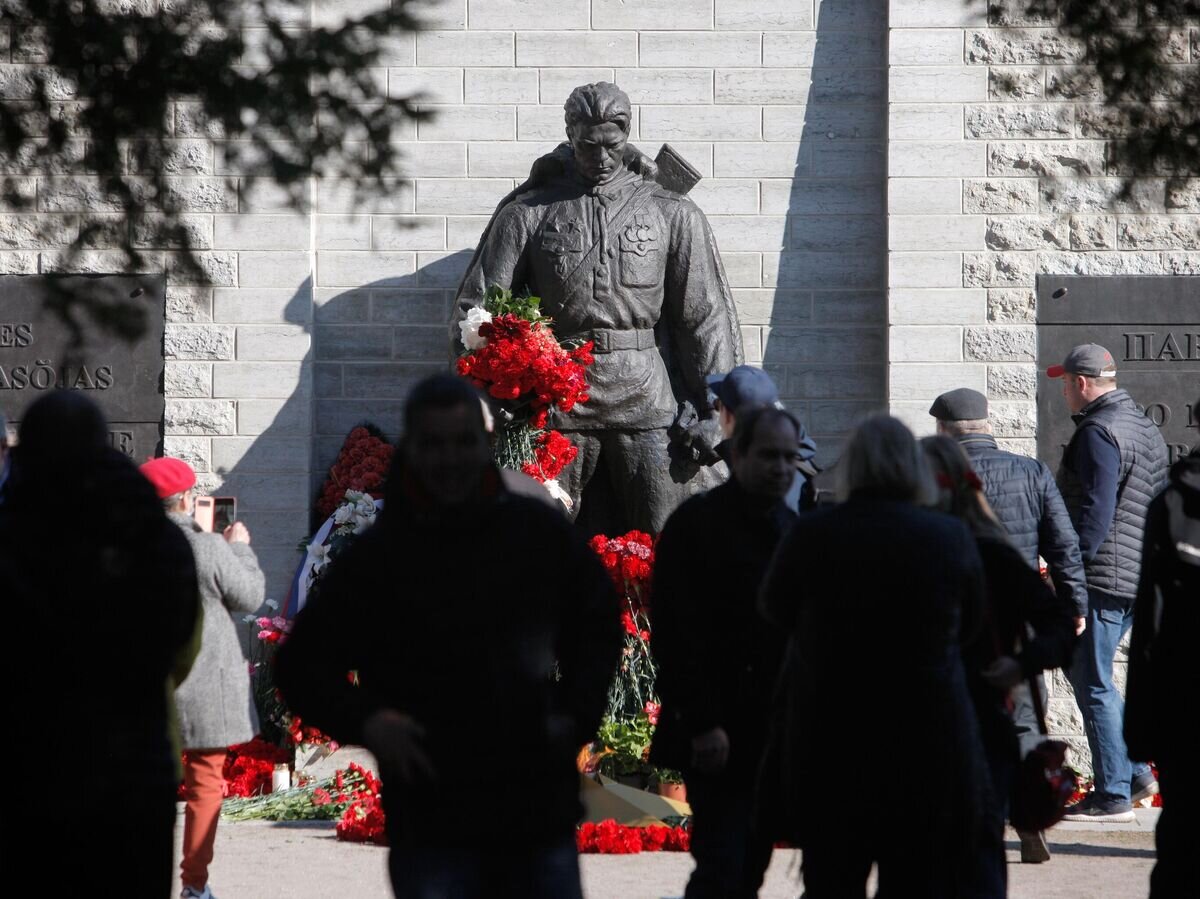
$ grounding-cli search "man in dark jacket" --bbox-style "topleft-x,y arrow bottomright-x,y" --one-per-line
0,391 -> 198,894
1048,344 -> 1169,821
1126,439 -> 1200,897
650,406 -> 801,898
277,375 -> 620,899
930,387 -> 1086,861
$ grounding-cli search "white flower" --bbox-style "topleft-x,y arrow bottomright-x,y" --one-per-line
333,502 -> 355,525
308,541 -> 333,574
264,599 -> 279,611
459,306 -> 493,351
543,478 -> 573,511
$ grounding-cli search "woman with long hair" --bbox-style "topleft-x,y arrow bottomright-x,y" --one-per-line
759,416 -> 991,897
921,435 -> 1076,894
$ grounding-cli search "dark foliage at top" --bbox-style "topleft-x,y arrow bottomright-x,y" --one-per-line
0,0 -> 424,344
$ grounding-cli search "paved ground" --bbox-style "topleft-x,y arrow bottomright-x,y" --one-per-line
185,811 -> 1158,898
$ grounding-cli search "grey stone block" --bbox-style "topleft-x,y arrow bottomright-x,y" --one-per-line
811,143 -> 885,179
371,288 -> 450,325
985,215 -> 1069,250
965,104 -> 1072,139
890,215 -> 986,253
394,325 -> 452,362
764,251 -> 885,290
314,288 -> 370,323
166,287 -> 213,323
890,288 -> 986,325
417,105 -> 516,143
314,363 -> 342,398
415,251 -> 471,288
990,401 -> 1037,437
164,362 -> 212,398
315,324 -> 393,361
214,213 -> 309,250
1038,250 -> 1166,276
889,66 -> 987,103
709,216 -> 788,253
987,141 -> 1106,177
371,215 -> 446,252
889,104 -> 962,141
163,436 -> 211,473
417,31 -> 513,67
780,364 -> 886,400
514,31 -> 637,67
463,68 -> 539,105
965,28 -> 1085,64
165,399 -> 236,436
988,364 -> 1037,399
769,30 -> 884,67
1069,215 -> 1117,250
212,436 -> 310,474
0,213 -> 77,248
214,288 -> 310,324
388,68 -> 465,105
790,216 -> 885,253
165,324 -> 234,360
988,67 -> 1044,100
237,252 -> 310,289
616,67 -> 713,105
890,253 -> 965,289
713,143 -> 806,177
213,473 -> 312,511
734,289 -> 811,326
1045,68 -> 1104,100
964,325 -> 1036,361
892,142 -> 986,178
890,362 -> 987,401
762,326 -> 885,365
963,179 -> 1039,214
987,288 -> 1036,323
637,31 -> 761,67
763,106 -> 886,141
1118,215 -> 1200,250
342,361 -> 444,399
1041,178 -> 1166,213
809,400 -> 879,434
315,179 -> 413,215
213,362 -> 309,399
642,106 -> 763,142
131,214 -> 213,250
716,0 -> 814,29
963,252 -> 1036,287
812,292 -> 885,326
415,179 -> 514,215
761,179 -> 885,215
237,399 -> 311,437
317,251 -> 415,288
889,178 -> 962,215
237,325 -> 311,361
315,400 -> 405,440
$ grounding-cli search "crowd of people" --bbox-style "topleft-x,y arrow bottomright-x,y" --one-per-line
0,340 -> 1192,898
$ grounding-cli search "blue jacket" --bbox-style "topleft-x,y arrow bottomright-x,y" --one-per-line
958,433 -> 1089,618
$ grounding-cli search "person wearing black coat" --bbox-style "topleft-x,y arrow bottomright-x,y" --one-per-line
930,387 -> 1085,863
276,375 -> 621,899
1125,445 -> 1200,898
650,407 -> 801,899
923,435 -> 1077,891
759,415 -> 991,898
0,391 -> 199,896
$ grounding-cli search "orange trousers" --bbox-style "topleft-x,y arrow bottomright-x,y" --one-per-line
180,748 -> 227,890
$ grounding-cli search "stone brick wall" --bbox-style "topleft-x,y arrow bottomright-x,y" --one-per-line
886,0 -> 1185,767
2,1 -> 891,599
326,0 -> 890,472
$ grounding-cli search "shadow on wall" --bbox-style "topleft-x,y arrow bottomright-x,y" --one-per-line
761,0 -> 889,466
198,255 -> 473,605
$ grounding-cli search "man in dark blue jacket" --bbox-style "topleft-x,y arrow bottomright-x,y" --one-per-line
931,386 -> 1085,862
1048,344 -> 1169,822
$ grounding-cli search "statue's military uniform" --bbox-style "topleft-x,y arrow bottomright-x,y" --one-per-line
453,162 -> 742,532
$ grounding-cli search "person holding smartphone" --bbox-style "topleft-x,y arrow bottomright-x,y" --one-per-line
140,456 -> 265,899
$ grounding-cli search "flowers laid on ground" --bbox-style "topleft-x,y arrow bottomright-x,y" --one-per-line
576,820 -> 690,854
457,286 -> 593,505
315,425 -> 394,520
220,737 -> 292,798
221,762 -> 384,843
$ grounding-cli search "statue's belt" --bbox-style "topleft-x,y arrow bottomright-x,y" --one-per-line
564,327 -> 657,354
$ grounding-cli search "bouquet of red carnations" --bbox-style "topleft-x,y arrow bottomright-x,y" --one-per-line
315,425 -> 394,520
457,286 -> 593,505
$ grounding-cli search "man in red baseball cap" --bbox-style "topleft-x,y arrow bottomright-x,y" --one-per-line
1048,344 -> 1169,822
141,456 -> 264,899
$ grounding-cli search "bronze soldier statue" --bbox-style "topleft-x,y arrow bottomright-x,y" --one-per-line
451,82 -> 742,533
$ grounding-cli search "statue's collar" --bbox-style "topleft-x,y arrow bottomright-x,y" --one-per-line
568,162 -> 640,197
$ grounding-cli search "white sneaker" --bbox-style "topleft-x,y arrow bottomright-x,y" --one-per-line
181,886 -> 214,899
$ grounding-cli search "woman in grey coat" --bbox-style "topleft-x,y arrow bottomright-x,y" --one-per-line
141,457 -> 265,899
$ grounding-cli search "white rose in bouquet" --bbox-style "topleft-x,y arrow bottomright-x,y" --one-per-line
459,306 -> 493,351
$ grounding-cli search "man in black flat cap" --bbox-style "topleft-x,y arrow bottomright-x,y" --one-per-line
1047,344 -> 1168,823
930,386 -> 1086,862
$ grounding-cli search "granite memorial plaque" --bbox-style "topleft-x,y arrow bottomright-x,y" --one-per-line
1037,275 -> 1200,466
0,275 -> 165,459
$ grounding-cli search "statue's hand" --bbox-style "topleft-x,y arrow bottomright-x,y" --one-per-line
679,416 -> 723,466
624,143 -> 658,181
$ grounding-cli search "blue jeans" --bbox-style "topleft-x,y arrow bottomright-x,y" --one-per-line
1068,589 -> 1151,805
387,837 -> 582,899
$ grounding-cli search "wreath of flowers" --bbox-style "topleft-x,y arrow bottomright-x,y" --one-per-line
315,425 -> 394,520
457,287 -> 594,501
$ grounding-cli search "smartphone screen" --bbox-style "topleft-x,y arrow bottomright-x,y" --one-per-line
213,497 -> 237,533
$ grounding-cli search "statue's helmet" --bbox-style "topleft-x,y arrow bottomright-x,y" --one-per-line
563,82 -> 632,134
